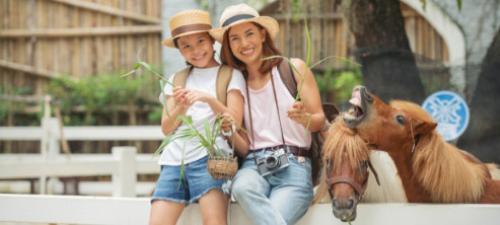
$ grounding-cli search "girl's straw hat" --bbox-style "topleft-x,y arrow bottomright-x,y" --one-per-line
163,9 -> 213,48
210,3 -> 279,43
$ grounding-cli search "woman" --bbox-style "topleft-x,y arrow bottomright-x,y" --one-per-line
211,4 -> 326,225
149,9 -> 247,225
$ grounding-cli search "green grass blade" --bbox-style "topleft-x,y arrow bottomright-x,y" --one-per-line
304,16 -> 312,66
310,56 -> 362,70
178,150 -> 186,189
119,69 -> 137,78
154,136 -> 171,156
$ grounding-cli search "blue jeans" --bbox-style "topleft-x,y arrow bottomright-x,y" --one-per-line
151,156 -> 225,204
232,151 -> 313,225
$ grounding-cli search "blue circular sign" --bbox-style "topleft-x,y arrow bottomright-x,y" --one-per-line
422,91 -> 469,141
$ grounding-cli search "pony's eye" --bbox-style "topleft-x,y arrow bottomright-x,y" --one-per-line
396,115 -> 405,125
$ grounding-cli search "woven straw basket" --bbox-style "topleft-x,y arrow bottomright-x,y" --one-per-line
207,155 -> 238,179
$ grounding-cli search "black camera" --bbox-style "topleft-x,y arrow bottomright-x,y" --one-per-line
255,148 -> 290,176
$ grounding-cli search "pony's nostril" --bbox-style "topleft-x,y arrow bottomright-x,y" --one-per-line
347,199 -> 354,209
332,198 -> 339,208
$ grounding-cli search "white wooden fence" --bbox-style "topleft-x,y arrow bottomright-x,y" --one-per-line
0,116 -> 163,196
1,194 -> 500,225
2,117 -> 500,225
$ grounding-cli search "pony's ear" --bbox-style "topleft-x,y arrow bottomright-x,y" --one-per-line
414,120 -> 437,135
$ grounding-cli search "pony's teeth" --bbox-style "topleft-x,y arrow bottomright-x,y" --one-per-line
349,97 -> 361,106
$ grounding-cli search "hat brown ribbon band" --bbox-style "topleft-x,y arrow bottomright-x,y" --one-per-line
171,23 -> 212,37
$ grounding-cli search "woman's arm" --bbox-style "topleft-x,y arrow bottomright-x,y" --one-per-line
221,91 -> 249,157
287,58 -> 326,132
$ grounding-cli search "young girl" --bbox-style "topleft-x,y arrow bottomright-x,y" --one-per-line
211,4 -> 326,225
149,9 -> 247,225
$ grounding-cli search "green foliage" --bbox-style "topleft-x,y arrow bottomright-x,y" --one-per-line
154,115 -> 227,158
316,69 -> 362,103
0,88 -> 7,121
291,0 -> 303,22
147,105 -> 163,123
0,86 -> 36,124
48,71 -> 158,125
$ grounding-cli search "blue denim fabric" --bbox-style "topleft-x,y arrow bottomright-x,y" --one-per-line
151,156 -> 225,204
231,151 -> 314,225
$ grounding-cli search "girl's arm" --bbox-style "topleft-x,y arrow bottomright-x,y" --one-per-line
287,58 -> 326,132
185,90 -> 229,115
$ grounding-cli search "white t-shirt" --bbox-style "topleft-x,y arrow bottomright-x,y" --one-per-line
158,66 -> 246,165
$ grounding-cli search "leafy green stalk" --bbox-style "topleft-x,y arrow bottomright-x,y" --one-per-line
121,61 -> 174,87
304,16 -> 312,66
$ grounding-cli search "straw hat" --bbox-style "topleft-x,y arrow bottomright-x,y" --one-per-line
210,3 -> 279,43
163,9 -> 213,48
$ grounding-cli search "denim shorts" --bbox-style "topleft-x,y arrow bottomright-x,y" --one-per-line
151,156 -> 225,204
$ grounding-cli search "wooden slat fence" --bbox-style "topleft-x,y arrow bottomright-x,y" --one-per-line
0,0 -> 162,96
260,0 -> 449,70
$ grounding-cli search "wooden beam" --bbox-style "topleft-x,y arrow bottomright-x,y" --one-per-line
0,25 -> 162,38
0,94 -> 44,103
0,60 -> 57,79
49,0 -> 161,24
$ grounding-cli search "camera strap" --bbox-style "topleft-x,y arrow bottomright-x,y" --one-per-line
245,70 -> 287,154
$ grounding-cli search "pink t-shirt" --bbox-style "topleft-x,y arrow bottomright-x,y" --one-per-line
243,66 -> 312,150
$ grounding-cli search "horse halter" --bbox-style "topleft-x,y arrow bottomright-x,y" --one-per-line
325,159 -> 381,200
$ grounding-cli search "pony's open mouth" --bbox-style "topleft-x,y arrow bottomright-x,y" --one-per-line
343,86 -> 371,127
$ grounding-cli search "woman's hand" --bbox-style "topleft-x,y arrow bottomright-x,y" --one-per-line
288,101 -> 312,128
220,112 -> 236,137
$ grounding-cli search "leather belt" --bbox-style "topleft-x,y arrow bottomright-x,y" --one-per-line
251,145 -> 311,158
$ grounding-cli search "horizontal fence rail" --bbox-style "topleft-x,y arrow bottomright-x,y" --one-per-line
1,194 -> 500,225
0,118 -> 163,196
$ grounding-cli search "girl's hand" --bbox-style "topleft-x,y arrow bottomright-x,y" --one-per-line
220,113 -> 236,137
172,87 -> 190,109
185,90 -> 213,104
287,101 -> 311,128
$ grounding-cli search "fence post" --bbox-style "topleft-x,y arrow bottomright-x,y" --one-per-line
112,146 -> 137,197
40,95 -> 60,194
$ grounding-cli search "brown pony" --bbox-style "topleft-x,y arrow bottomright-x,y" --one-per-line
344,86 -> 500,203
314,117 -> 377,222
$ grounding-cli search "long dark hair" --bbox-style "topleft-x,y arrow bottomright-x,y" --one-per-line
220,22 -> 282,76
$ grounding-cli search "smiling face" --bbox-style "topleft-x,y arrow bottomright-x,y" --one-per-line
227,22 -> 266,66
176,32 -> 218,68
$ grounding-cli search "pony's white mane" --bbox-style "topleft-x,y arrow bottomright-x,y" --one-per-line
363,150 -> 407,202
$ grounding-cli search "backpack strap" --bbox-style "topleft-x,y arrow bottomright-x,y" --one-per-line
172,66 -> 193,88
216,65 -> 233,105
277,59 -> 298,98
167,65 -> 231,105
